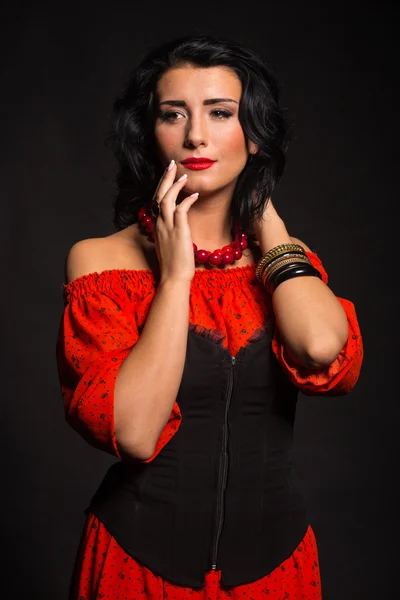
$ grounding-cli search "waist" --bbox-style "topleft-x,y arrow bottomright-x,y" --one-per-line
88,452 -> 307,587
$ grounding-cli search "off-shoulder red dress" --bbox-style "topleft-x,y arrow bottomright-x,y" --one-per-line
56,251 -> 363,600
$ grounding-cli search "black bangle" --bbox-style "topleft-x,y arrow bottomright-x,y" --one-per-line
271,264 -> 321,293
266,260 -> 313,287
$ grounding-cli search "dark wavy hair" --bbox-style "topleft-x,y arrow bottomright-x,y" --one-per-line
108,34 -> 292,235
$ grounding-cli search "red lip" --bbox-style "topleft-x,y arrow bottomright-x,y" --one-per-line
181,157 -> 216,164
184,163 -> 215,170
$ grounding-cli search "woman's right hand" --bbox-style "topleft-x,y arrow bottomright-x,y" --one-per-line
152,160 -> 199,284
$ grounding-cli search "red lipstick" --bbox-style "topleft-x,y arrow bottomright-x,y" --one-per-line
181,157 -> 216,171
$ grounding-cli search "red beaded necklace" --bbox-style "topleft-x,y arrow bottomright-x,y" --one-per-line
138,203 -> 248,268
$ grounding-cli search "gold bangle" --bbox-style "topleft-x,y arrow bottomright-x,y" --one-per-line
260,250 -> 306,275
255,243 -> 305,281
260,252 -> 308,283
263,254 -> 311,282
261,243 -> 305,264
264,258 -> 311,290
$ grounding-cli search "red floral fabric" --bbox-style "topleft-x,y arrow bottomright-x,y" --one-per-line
56,250 -> 363,599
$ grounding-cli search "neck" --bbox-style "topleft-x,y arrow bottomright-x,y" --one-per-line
183,190 -> 236,250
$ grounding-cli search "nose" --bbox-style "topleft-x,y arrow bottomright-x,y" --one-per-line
184,114 -> 208,149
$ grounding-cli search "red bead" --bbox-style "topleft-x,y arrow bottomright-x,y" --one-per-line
221,251 -> 234,265
142,215 -> 152,227
195,249 -> 209,263
138,206 -> 147,220
208,252 -> 223,266
137,204 -> 246,267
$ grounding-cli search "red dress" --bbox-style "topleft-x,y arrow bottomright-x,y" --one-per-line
56,251 -> 363,600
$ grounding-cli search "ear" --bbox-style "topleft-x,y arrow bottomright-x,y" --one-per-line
247,140 -> 259,156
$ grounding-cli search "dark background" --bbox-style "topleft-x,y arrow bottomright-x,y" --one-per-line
1,1 -> 398,598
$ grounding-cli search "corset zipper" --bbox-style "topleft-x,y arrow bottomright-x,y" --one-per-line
211,355 -> 236,570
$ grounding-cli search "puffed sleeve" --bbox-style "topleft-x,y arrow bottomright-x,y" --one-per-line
271,251 -> 364,395
55,270 -> 182,460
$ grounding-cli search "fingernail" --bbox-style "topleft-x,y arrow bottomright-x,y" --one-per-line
167,159 -> 175,171
177,174 -> 187,181
190,193 -> 199,197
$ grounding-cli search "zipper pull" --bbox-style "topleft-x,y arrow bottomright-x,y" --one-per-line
231,356 -> 236,366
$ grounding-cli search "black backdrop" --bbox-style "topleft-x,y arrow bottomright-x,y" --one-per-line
2,1 -> 398,598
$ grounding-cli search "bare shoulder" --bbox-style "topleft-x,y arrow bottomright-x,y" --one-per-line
289,236 -> 313,253
64,224 -> 155,284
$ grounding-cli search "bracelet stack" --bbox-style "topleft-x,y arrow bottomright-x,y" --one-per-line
255,243 -> 322,294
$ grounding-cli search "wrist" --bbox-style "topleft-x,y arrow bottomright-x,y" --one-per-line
158,277 -> 192,291
257,218 -> 292,255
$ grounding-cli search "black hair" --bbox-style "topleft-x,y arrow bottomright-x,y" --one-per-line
108,34 -> 291,235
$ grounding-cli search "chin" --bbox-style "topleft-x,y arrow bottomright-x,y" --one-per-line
186,178 -> 238,196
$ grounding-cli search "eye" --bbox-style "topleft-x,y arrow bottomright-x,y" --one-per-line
211,109 -> 233,119
160,111 -> 184,122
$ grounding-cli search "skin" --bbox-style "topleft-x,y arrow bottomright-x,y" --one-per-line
154,64 -> 258,251
65,63 -> 353,457
67,63 -> 350,371
153,63 -> 349,367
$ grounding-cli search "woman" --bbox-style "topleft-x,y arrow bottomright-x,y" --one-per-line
56,34 -> 363,599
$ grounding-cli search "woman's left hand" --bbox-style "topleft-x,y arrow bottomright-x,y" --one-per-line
250,196 -> 350,369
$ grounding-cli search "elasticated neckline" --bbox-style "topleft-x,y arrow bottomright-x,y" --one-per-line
62,251 -> 323,304
62,262 -> 260,301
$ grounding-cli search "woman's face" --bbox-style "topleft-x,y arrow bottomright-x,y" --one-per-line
154,64 -> 257,197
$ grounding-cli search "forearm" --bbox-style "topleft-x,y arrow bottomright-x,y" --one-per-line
114,279 -> 190,459
258,218 -> 349,369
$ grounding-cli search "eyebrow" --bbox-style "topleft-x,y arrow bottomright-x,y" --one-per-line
159,98 -> 238,107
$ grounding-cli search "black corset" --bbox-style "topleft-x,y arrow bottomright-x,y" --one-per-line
88,326 -> 309,588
